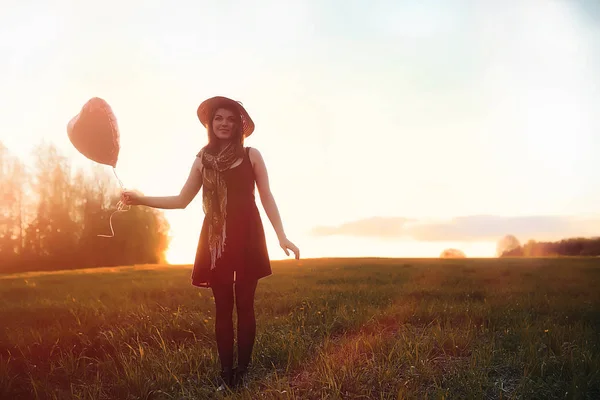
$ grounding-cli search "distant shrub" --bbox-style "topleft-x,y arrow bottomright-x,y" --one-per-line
440,248 -> 466,258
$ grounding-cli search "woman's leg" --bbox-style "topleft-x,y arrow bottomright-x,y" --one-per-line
235,279 -> 259,370
211,283 -> 235,375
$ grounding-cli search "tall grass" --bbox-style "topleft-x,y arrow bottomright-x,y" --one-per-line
1,258 -> 599,399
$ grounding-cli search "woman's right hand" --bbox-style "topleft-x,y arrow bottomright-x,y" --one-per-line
121,190 -> 144,206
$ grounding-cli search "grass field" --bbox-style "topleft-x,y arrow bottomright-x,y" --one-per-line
1,257 -> 599,399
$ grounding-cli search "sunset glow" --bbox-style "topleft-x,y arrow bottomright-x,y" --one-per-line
2,0 -> 599,264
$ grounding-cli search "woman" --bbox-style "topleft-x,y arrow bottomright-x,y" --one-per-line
122,96 -> 300,391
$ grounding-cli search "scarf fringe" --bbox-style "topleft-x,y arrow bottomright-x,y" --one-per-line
209,185 -> 228,270
210,219 -> 227,270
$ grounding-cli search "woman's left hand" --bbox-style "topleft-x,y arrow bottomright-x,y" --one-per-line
279,237 -> 300,260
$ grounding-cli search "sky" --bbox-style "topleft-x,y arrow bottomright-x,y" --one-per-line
1,0 -> 599,262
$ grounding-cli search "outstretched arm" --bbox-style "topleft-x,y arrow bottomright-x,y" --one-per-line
249,148 -> 300,259
123,157 -> 203,209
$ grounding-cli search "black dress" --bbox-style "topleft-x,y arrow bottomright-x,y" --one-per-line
191,147 -> 272,288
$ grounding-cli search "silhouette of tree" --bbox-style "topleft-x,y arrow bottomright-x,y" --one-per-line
27,143 -> 80,268
496,234 -> 521,257
0,143 -> 28,268
501,246 -> 524,257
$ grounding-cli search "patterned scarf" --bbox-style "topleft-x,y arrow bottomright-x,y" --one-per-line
200,141 -> 245,269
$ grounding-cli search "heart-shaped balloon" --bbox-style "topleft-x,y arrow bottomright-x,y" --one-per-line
67,97 -> 120,168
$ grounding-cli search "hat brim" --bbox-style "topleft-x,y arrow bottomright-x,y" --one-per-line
197,96 -> 255,138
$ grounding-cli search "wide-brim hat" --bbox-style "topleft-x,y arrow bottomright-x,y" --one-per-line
197,96 -> 255,138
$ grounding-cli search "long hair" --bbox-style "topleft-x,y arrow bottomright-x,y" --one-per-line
205,105 -> 244,154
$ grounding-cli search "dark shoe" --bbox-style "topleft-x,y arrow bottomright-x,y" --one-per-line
216,367 -> 234,392
234,366 -> 249,389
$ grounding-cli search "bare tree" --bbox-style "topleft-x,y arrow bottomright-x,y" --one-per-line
0,142 -> 28,266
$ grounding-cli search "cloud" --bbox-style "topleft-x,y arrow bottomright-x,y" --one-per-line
407,215 -> 600,242
311,215 -> 600,242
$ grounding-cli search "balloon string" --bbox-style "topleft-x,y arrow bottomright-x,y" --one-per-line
112,167 -> 125,189
97,167 -> 130,238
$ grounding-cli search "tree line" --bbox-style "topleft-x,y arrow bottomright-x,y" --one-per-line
498,235 -> 600,257
0,141 -> 170,274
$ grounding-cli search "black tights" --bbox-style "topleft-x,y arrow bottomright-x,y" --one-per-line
211,279 -> 258,371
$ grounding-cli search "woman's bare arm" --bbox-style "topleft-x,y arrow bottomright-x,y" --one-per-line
249,148 -> 286,239
249,147 -> 300,258
125,157 -> 204,209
